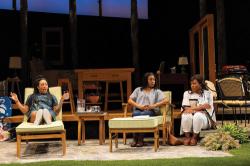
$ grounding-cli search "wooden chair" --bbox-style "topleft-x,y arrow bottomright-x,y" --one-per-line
15,86 -> 66,158
215,77 -> 250,126
158,91 -> 174,145
122,91 -> 173,145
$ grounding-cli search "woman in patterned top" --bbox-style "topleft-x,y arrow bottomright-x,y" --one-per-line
128,72 -> 168,147
10,75 -> 69,125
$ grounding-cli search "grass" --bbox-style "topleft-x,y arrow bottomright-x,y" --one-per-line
1,143 -> 250,166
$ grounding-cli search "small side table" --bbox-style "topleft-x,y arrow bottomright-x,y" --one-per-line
77,112 -> 107,145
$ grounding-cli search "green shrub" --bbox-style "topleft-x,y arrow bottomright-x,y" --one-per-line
219,123 -> 249,144
200,131 -> 240,151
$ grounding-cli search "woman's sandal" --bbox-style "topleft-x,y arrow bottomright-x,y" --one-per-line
190,137 -> 198,146
183,137 -> 191,146
131,141 -> 137,147
136,141 -> 144,147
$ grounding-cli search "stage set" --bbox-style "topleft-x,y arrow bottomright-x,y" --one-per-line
1,0 -> 250,163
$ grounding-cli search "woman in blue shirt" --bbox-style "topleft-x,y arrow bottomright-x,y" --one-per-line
10,75 -> 69,125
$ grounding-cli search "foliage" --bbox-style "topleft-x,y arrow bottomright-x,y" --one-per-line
219,123 -> 249,144
200,131 -> 240,151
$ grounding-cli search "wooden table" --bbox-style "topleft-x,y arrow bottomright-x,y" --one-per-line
77,112 -> 107,145
74,68 -> 135,100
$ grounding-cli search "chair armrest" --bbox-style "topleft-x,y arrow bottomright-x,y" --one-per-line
160,103 -> 174,125
214,100 -> 232,108
122,103 -> 133,117
122,103 -> 128,117
221,102 -> 230,108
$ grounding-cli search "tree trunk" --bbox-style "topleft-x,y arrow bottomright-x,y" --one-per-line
131,0 -> 140,85
216,0 -> 227,72
12,0 -> 16,10
69,0 -> 78,68
199,0 -> 207,18
98,0 -> 102,17
20,0 -> 28,86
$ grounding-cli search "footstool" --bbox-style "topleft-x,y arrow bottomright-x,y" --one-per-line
108,117 -> 159,152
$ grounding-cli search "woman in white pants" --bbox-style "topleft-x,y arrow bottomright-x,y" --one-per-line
180,74 -> 216,146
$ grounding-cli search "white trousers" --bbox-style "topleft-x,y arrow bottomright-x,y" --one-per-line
181,112 -> 209,134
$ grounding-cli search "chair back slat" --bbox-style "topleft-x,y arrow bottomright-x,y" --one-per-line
217,77 -> 245,100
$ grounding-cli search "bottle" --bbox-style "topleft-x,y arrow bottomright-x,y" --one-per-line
77,98 -> 85,112
82,99 -> 85,112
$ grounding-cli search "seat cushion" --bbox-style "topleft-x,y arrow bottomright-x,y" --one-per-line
214,100 -> 250,106
16,120 -> 64,133
109,117 -> 159,129
155,116 -> 163,125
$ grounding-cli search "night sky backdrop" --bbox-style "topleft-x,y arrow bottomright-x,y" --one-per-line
0,0 -> 148,18
1,0 -> 250,80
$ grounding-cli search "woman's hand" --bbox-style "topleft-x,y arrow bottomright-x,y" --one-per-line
200,103 -> 210,110
61,91 -> 69,101
10,92 -> 29,114
55,92 -> 69,114
137,105 -> 147,110
183,108 -> 194,114
139,104 -> 156,111
10,92 -> 19,103
147,104 -> 156,110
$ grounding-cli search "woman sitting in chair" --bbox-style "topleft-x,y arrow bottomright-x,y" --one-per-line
128,72 -> 168,147
10,75 -> 69,125
181,74 -> 216,146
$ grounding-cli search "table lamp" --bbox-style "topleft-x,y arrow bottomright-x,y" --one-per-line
9,56 -> 22,77
178,56 -> 188,74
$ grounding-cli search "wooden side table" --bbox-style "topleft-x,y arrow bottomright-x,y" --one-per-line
74,68 -> 134,112
77,112 -> 107,145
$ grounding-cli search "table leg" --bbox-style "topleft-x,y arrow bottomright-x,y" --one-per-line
102,118 -> 105,144
78,120 -> 81,145
82,120 -> 85,144
99,118 -> 102,145
109,131 -> 112,152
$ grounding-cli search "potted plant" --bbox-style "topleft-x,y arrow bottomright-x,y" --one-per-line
87,93 -> 100,103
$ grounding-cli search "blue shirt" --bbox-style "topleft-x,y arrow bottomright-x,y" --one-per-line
129,87 -> 165,113
25,93 -> 58,120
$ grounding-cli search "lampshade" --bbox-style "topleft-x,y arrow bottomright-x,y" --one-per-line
178,56 -> 188,65
9,56 -> 22,69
